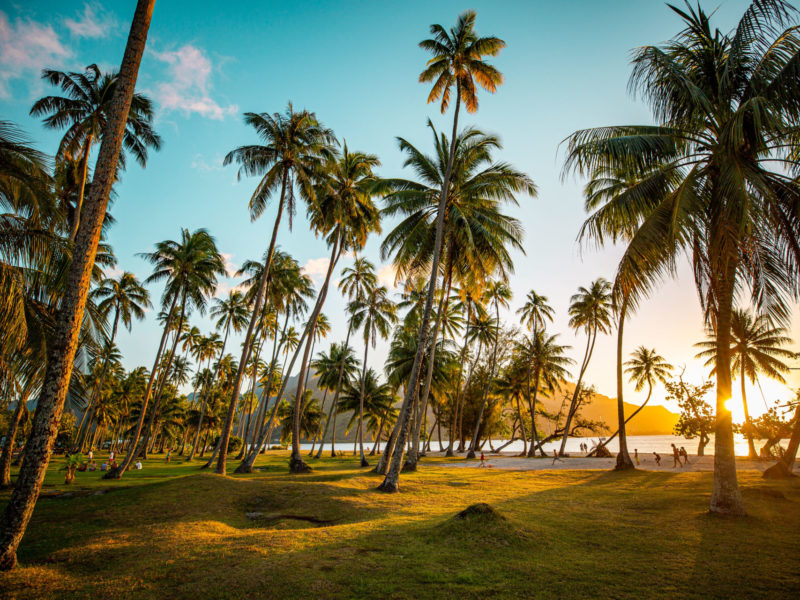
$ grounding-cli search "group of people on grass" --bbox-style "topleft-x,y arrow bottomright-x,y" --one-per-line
67,448 -> 144,475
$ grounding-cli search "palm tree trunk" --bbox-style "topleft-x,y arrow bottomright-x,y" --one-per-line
593,383 -> 653,454
407,271 -> 451,469
558,326 -> 597,456
357,343 -> 370,466
0,0 -> 155,569
447,301 -> 472,457
378,82 -> 461,493
238,337 -> 264,460
215,173 -> 288,476
317,323 -> 353,459
69,133 -> 94,242
516,394 -> 528,456
186,358 -> 213,460
0,390 -> 30,489
763,401 -> 800,478
614,298 -> 634,471
740,364 -> 758,459
467,298 -> 501,458
289,237 -> 340,473
201,323 -> 233,469
710,263 -> 745,515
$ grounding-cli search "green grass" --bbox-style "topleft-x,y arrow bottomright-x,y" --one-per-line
1,451 -> 799,599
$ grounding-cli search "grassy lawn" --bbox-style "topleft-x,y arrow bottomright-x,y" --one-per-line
1,451 -> 799,599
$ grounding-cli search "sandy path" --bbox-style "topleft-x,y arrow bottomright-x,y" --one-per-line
430,453 -> 794,473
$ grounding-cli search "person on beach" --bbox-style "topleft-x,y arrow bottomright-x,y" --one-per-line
479,452 -> 486,467
552,449 -> 562,465
671,444 -> 683,468
679,446 -> 688,466
634,449 -> 639,465
166,450 -> 171,463
653,452 -> 661,466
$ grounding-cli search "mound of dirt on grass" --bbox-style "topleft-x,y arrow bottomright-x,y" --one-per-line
434,503 -> 534,547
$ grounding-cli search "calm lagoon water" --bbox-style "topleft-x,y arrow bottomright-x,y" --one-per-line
297,433 -> 789,457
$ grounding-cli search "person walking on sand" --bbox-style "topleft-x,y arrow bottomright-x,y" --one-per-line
653,451 -> 661,466
552,449 -> 562,465
671,444 -> 683,468
479,452 -> 486,468
679,446 -> 688,466
634,449 -> 640,465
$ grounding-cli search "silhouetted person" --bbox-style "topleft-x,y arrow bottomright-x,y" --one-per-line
671,444 -> 683,468
634,449 -> 640,465
653,452 -> 661,466
679,446 -> 688,466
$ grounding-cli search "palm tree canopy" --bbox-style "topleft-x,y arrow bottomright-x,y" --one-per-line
624,346 -> 673,392
419,10 -> 506,114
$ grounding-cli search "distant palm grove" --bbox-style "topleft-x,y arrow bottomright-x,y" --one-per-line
1,0 -> 800,573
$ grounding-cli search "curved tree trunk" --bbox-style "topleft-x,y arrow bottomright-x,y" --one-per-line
762,398 -> 800,478
69,133 -> 94,242
0,390 -> 30,489
467,297 -> 501,458
215,175 -> 287,475
378,82 -> 461,493
357,343 -> 370,467
614,298 -> 634,471
316,323 -> 352,459
289,237 -> 340,473
558,326 -> 597,456
0,0 -> 155,570
447,301 -> 472,457
740,365 -> 758,459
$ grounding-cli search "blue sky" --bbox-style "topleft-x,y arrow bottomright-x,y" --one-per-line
1,0 -> 798,417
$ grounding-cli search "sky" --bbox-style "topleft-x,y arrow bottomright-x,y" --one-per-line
1,0 -> 799,422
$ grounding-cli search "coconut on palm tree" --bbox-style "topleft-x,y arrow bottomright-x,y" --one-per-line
563,1 -> 800,513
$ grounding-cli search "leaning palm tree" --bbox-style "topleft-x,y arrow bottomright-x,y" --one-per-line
284,146 -> 381,474
112,228 -> 225,477
378,9 -> 506,493
312,342 -> 360,458
695,310 -> 793,458
0,0 -> 156,571
30,64 -> 161,240
593,347 -> 673,455
215,105 -> 335,475
349,284 -> 397,466
466,280 -> 511,458
379,123 -> 533,472
558,279 -> 612,456
82,272 -> 150,444
563,1 -> 800,513
200,291 -> 251,467
516,290 -> 554,455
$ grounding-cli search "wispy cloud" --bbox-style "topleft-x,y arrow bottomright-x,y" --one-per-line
213,280 -> 247,298
377,263 -> 398,289
191,153 -> 224,172
220,253 -> 239,278
151,44 -> 237,120
0,11 -> 71,98
64,3 -> 118,39
302,257 -> 330,281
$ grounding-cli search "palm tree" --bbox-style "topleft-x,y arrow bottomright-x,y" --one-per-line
312,342 -> 360,458
516,290 -> 554,455
558,279 -> 612,457
695,310 -> 793,458
82,272 -> 150,445
466,281 -> 511,457
379,124 -> 532,472
286,146 -> 381,474
200,290 -> 250,468
337,369 -> 396,453
113,228 -> 224,477
185,333 -> 221,459
563,1 -> 800,514
349,285 -> 397,466
0,0 -> 156,569
378,10 -> 506,493
30,65 -> 161,240
216,105 -> 335,475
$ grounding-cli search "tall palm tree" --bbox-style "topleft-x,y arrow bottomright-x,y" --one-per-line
379,124 -> 532,471
516,290 -> 554,455
0,0 -> 156,570
558,279 -> 612,456
563,1 -> 800,513
112,228 -> 224,477
185,333 -> 221,459
467,281 -> 511,457
312,342 -> 360,458
30,65 -> 161,240
82,272 -> 150,445
695,310 -> 793,458
349,284 -> 397,466
285,146 -> 381,474
200,291 -> 251,467
337,369 -> 396,452
378,10 -> 506,493
217,105 -> 335,475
